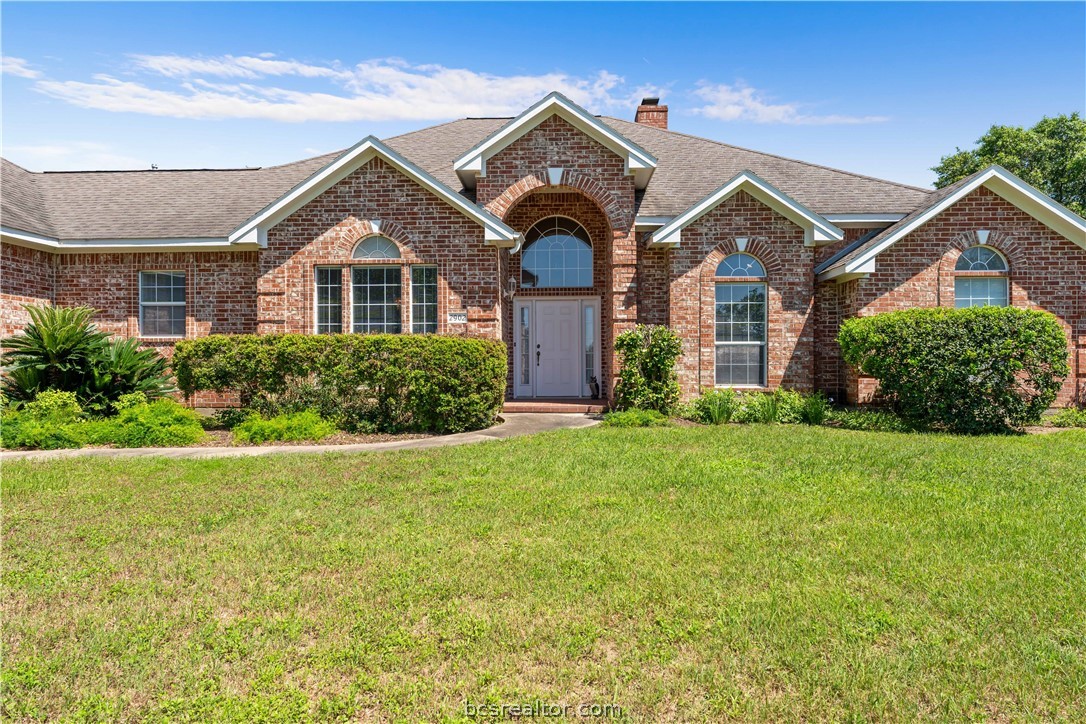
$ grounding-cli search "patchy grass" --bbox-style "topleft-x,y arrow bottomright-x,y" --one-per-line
3,425 -> 1085,721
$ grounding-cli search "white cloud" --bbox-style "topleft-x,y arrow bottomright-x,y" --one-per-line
2,56 -> 42,79
693,82 -> 888,125
32,54 -> 632,122
5,141 -> 148,171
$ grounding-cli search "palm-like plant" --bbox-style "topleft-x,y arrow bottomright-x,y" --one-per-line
2,304 -> 173,411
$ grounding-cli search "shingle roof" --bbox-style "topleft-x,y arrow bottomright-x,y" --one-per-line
816,170 -> 984,274
1,115 -> 933,241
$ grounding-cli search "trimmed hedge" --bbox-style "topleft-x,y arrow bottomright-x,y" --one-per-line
172,334 -> 507,434
838,307 -> 1068,434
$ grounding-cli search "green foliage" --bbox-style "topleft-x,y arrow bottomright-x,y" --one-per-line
601,409 -> 670,428
839,307 -> 1068,434
798,392 -> 831,426
932,113 -> 1086,216
113,391 -> 148,413
1,304 -> 173,413
83,400 -> 206,448
211,407 -> 254,430
1048,407 -> 1086,428
613,325 -> 683,414
736,392 -> 779,424
773,389 -> 804,424
691,389 -> 740,425
0,390 -> 87,449
826,408 -> 916,433
25,389 -> 83,419
172,334 -> 506,434
232,411 -> 337,444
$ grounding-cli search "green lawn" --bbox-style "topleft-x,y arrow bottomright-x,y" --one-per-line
4,425 -> 1085,722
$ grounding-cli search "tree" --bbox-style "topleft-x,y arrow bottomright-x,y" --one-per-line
932,113 -> 1086,217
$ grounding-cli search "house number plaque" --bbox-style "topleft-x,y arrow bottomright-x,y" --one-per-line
447,312 -> 468,324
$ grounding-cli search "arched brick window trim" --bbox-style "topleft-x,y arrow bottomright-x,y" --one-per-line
701,237 -> 783,281
488,170 -> 628,232
938,229 -> 1022,307
339,218 -> 415,262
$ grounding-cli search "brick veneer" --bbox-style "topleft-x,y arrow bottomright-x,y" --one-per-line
827,186 -> 1085,405
667,190 -> 815,398
1,243 -> 55,336
261,157 -> 502,339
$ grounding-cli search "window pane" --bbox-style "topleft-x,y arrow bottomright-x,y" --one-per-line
411,266 -> 438,334
520,217 -> 593,288
715,253 -> 766,278
352,266 -> 402,333
715,281 -> 767,386
315,267 -> 343,334
955,277 -> 1009,308
519,306 -> 530,385
584,304 -> 595,385
715,344 -> 766,386
139,271 -> 186,336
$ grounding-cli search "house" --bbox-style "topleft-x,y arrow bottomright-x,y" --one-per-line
2,93 -> 1084,406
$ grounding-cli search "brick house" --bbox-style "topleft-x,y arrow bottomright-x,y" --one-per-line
2,93 -> 1084,405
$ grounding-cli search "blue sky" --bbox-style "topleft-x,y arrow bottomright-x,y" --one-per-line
2,2 -> 1082,187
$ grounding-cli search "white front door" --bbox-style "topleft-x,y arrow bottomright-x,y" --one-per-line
535,300 -> 581,397
514,298 -> 599,398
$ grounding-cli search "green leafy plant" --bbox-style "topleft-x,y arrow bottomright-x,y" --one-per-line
1048,407 -> 1086,428
839,307 -> 1068,434
83,399 -> 206,448
210,407 -> 255,430
233,410 -> 337,443
799,392 -> 831,426
601,409 -> 670,428
773,389 -> 804,424
173,334 -> 506,434
0,390 -> 87,449
826,408 -> 916,433
736,392 -> 779,424
1,304 -> 173,413
691,389 -> 740,425
613,325 -> 683,415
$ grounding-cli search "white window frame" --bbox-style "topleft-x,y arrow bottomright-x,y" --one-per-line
714,281 -> 768,389
313,266 -> 344,334
409,265 -> 439,334
350,264 -> 403,334
138,270 -> 186,338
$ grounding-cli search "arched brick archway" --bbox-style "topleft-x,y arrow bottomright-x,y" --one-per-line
699,237 -> 785,282
486,170 -> 629,232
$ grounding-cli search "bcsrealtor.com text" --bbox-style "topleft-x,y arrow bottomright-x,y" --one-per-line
464,700 -> 622,718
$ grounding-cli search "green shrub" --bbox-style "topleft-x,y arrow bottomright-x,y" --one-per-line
1048,407 -> 1086,428
24,389 -> 83,420
773,389 -> 805,424
601,409 -> 670,428
736,392 -> 779,424
173,334 -> 506,434
799,392 -> 831,426
84,399 -> 206,448
233,411 -> 337,444
0,391 -> 88,449
691,389 -> 740,425
1,304 -> 173,413
211,407 -> 254,430
613,325 -> 683,414
839,307 -> 1068,434
113,391 -> 148,413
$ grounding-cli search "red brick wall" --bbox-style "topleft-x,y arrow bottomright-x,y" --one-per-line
261,157 -> 502,339
637,237 -> 670,326
667,190 -> 815,399
836,186 -> 1085,405
1,242 -> 55,336
476,115 -> 638,396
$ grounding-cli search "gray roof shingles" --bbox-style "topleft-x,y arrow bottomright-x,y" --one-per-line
1,116 -> 933,241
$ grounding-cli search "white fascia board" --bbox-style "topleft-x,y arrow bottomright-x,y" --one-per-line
648,171 -> 843,249
823,213 -> 907,227
230,136 -> 518,246
634,215 -> 672,231
843,166 -> 1086,275
816,259 -> 875,283
2,227 -> 251,253
453,91 -> 658,190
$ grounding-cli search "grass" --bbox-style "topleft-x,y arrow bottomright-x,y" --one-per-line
3,425 -> 1085,721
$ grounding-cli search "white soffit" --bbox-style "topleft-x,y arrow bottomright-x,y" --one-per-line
454,92 -> 658,190
229,136 -> 519,248
648,170 -> 844,248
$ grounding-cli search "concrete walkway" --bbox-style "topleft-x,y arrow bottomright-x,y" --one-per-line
0,413 -> 600,462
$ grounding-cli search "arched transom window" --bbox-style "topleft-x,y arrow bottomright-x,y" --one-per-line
520,217 -> 592,288
352,236 -> 401,260
954,245 -> 1009,308
714,253 -> 767,386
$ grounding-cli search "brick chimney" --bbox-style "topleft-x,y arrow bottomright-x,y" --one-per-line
634,97 -> 668,129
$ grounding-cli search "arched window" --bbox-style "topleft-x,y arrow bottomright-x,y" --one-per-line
352,236 -> 401,260
520,217 -> 592,288
954,245 -> 1008,308
714,253 -> 767,386
715,252 -> 766,278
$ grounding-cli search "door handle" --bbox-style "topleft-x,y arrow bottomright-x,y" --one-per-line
536,349 -> 540,366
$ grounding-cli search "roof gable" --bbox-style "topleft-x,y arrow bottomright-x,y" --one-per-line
230,136 -> 518,247
454,92 -> 657,191
818,165 -> 1086,280
649,170 -> 844,248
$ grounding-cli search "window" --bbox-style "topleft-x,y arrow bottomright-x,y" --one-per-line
715,254 -> 767,386
353,236 -> 401,260
352,266 -> 402,333
315,267 -> 343,333
411,266 -> 438,334
584,304 -> 595,385
139,271 -> 185,337
520,217 -> 592,288
954,245 -> 1009,308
